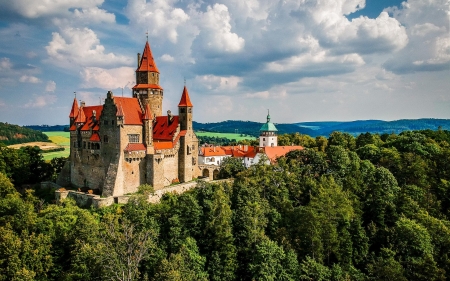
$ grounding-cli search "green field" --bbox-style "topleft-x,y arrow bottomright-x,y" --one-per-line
195,131 -> 255,141
43,131 -> 70,160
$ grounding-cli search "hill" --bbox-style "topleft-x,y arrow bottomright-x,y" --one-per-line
195,118 -> 450,137
193,120 -> 315,137
0,122 -> 50,145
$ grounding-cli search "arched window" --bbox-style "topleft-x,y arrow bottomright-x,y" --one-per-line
104,135 -> 109,143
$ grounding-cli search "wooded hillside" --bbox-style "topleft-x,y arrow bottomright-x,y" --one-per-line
0,122 -> 49,145
1,129 -> 450,280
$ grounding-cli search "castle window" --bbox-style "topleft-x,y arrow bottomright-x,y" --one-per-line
188,108 -> 192,113
88,142 -> 91,149
104,135 -> 109,143
187,145 -> 191,155
180,108 -> 185,113
128,134 -> 140,143
111,120 -> 115,126
73,141 -> 77,148
83,141 -> 86,149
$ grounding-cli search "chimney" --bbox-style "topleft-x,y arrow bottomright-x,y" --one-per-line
92,110 -> 96,122
137,53 -> 141,68
81,101 -> 85,107
167,110 -> 173,122
244,145 -> 248,152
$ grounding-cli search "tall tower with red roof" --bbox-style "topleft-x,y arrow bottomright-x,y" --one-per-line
178,85 -> 196,182
133,40 -> 163,117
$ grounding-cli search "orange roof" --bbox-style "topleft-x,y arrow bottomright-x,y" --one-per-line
201,146 -> 227,156
154,130 -> 186,150
116,103 -> 124,117
263,146 -> 304,162
132,84 -> 163,90
153,115 -> 179,141
136,41 -> 159,73
90,132 -> 101,142
143,104 -> 152,120
69,98 -> 79,118
178,86 -> 193,107
74,107 -> 86,124
124,143 -> 146,152
114,97 -> 142,125
80,106 -> 103,131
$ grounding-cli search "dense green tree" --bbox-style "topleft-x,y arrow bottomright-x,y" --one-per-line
218,157 -> 245,179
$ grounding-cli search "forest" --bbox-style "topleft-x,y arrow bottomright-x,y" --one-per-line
1,129 -> 450,280
0,122 -> 50,145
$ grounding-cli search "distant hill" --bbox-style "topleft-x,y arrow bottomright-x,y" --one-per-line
195,118 -> 450,137
193,121 -> 315,137
25,125 -> 70,132
0,122 -> 50,145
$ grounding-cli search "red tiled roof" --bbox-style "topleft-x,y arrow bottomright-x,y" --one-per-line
154,130 -> 186,150
201,146 -> 227,156
90,132 -> 101,142
69,98 -> 79,118
124,143 -> 146,152
80,106 -> 103,131
178,86 -> 193,107
136,41 -> 159,73
143,104 -> 152,120
263,146 -> 304,162
153,115 -> 179,141
74,107 -> 86,124
116,103 -> 124,117
114,97 -> 143,125
132,84 -> 163,90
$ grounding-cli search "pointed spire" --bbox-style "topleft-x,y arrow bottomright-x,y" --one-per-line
69,98 -> 79,118
116,103 -> 124,117
178,85 -> 193,107
267,109 -> 270,122
143,103 -> 152,120
136,41 -> 159,73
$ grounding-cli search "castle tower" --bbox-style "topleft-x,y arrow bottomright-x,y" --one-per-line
133,41 -> 163,116
259,110 -> 278,147
69,97 -> 79,127
178,86 -> 194,182
142,103 -> 154,154
178,86 -> 193,131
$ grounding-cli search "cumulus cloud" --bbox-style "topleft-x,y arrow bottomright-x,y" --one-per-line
194,4 -> 245,54
45,80 -> 56,92
160,54 -> 175,62
80,66 -> 135,90
45,27 -> 132,68
19,75 -> 41,83
383,0 -> 450,73
125,0 -> 189,43
23,94 -> 57,108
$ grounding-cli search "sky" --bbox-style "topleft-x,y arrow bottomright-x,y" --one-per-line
0,0 -> 448,125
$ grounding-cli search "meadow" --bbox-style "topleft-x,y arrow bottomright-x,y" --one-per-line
195,131 -> 255,141
42,131 -> 70,160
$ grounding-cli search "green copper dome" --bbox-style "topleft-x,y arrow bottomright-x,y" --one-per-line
260,110 -> 278,132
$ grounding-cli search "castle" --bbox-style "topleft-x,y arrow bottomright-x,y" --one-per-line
66,41 -> 199,197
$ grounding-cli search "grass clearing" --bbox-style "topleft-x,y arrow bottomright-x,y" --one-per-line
43,131 -> 70,160
195,131 -> 255,141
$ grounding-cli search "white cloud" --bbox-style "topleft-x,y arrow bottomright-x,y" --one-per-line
45,80 -> 56,92
19,75 -> 41,83
194,4 -> 245,54
125,0 -> 189,43
45,27 -> 132,68
23,94 -> 57,108
72,7 -> 115,24
0,0 -> 104,18
80,66 -> 135,90
383,0 -> 449,73
160,54 -> 175,62
0,58 -> 12,71
195,74 -> 242,91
